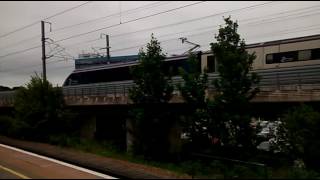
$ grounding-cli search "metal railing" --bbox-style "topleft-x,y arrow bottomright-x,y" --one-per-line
1,64 -> 320,103
62,64 -> 320,96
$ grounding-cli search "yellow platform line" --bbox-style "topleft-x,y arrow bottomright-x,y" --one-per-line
0,164 -> 30,179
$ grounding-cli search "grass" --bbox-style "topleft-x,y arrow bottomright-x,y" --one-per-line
2,132 -> 320,179
45,135 -> 269,178
44,135 -> 320,179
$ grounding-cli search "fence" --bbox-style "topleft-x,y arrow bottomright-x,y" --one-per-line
1,64 -> 320,102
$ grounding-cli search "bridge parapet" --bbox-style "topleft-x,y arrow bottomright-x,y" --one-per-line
63,85 -> 320,106
1,85 -> 320,107
1,64 -> 320,107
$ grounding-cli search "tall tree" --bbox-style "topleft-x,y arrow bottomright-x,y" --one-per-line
274,105 -> 320,169
210,16 -> 260,148
178,53 -> 210,147
14,74 -> 72,140
129,34 -> 173,104
128,34 -> 174,159
0,85 -> 11,91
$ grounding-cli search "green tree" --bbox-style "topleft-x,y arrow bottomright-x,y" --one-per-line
209,16 -> 260,148
178,53 -> 210,147
275,104 -> 320,169
128,34 -> 174,159
0,85 -> 11,91
14,74 -> 72,140
129,34 -> 173,104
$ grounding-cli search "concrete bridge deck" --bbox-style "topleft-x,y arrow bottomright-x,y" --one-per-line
1,84 -> 320,107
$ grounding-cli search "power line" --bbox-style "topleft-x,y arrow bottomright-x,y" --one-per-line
0,34 -> 40,51
245,8 -> 320,26
0,0 -> 272,51
101,24 -> 320,55
0,1 -> 318,62
53,1 -> 277,52
110,1 -> 277,38
61,1 -> 277,49
0,45 -> 41,60
65,2 -> 314,53
0,1 -> 170,51
1,0 -> 312,54
2,25 -> 320,76
0,4 -> 316,62
54,1 -> 207,43
0,1 -> 92,39
43,1 -> 92,21
50,1 -> 172,33
0,22 -> 40,40
0,1 -> 277,56
65,21 -> 320,59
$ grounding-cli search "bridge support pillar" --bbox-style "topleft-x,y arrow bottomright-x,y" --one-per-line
79,115 -> 97,140
125,118 -> 134,153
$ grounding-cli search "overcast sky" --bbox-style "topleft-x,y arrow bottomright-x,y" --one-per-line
0,1 -> 319,87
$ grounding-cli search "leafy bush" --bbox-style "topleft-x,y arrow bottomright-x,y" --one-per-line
0,115 -> 26,137
13,74 -> 75,140
287,167 -> 320,179
128,34 -> 174,159
275,104 -> 320,169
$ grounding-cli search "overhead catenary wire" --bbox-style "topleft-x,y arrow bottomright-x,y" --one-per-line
1,9 -> 319,63
0,1 -> 92,40
0,45 -> 41,59
0,1 -> 205,60
58,1 -> 279,49
0,1 -> 171,51
64,6 -> 320,55
0,2 -> 320,68
0,1 -> 206,61
54,1 -> 207,43
1,1 -> 316,58
5,0 -> 317,53
53,1 -> 278,51
50,1 -> 172,33
1,23 -> 320,76
13,22 -> 320,74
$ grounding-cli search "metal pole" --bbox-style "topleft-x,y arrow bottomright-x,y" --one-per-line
106,34 -> 110,60
41,21 -> 46,81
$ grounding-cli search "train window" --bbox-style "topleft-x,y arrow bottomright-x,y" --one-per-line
207,55 -> 215,72
277,51 -> 298,63
266,48 -> 320,64
298,50 -> 311,61
266,54 -> 273,64
266,51 -> 298,64
312,48 -> 320,60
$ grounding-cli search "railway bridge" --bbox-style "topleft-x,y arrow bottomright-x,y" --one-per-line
1,64 -> 320,107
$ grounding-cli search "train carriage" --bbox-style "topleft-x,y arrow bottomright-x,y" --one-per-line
63,34 -> 320,87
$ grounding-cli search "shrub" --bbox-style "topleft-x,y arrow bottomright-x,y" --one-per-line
275,104 -> 320,169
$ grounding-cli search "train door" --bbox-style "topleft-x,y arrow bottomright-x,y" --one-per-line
201,53 -> 216,73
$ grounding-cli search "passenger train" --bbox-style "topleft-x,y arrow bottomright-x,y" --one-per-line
63,34 -> 320,87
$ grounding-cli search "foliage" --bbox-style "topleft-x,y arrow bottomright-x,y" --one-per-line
180,160 -> 203,178
287,166 -> 320,179
128,34 -> 174,159
209,16 -> 260,148
13,74 -> 74,140
178,53 -> 210,147
129,33 -> 173,104
0,115 -> 26,137
0,85 -> 11,91
274,104 -> 320,169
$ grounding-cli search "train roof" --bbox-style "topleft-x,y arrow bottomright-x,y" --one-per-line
201,33 -> 320,55
71,33 -> 320,74
72,53 -> 193,74
245,33 -> 320,48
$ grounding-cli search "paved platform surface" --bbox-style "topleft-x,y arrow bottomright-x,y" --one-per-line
0,144 -> 110,179
0,136 -> 190,179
